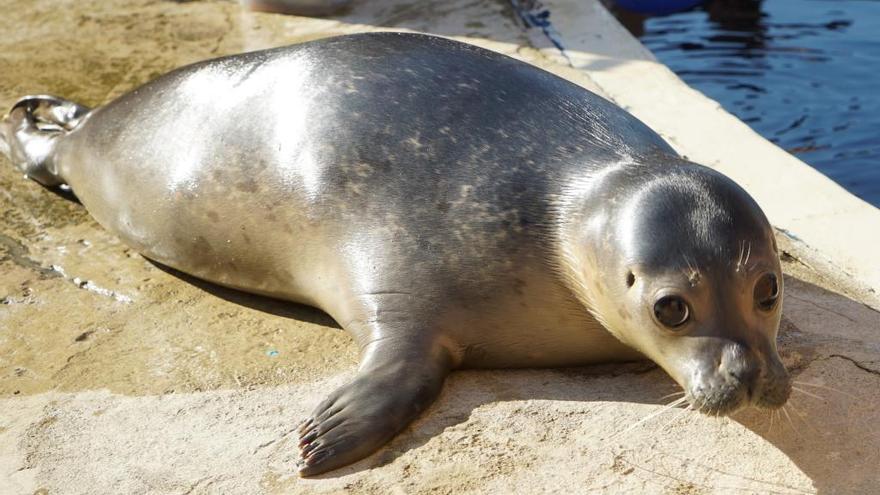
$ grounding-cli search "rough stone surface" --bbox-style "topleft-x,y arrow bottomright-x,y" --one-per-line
1,1 -> 878,494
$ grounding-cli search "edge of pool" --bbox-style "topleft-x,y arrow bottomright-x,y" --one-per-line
540,0 -> 880,307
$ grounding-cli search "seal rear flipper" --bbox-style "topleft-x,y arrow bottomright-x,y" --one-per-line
297,335 -> 452,476
0,95 -> 91,186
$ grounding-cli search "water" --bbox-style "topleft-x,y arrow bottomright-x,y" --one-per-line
611,0 -> 880,207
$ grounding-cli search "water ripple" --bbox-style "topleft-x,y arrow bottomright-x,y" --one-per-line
612,0 -> 880,207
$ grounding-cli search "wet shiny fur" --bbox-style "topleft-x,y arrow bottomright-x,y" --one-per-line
0,32 -> 789,476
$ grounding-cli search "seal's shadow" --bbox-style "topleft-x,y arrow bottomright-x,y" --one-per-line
147,260 -> 339,329
728,277 -> 880,494
47,185 -> 81,204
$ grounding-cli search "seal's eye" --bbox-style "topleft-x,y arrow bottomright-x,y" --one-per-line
755,273 -> 779,311
653,296 -> 690,329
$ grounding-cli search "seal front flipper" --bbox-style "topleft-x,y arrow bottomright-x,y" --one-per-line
297,333 -> 452,476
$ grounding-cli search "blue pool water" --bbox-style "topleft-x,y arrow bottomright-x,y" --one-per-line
610,0 -> 880,208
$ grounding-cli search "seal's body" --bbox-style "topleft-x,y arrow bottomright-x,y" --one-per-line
1,32 -> 790,476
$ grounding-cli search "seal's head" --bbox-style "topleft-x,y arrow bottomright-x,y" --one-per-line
564,158 -> 790,415
0,95 -> 89,187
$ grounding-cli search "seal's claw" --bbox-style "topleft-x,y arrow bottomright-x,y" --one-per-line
301,438 -> 322,458
299,429 -> 318,447
297,418 -> 313,434
298,432 -> 365,477
299,448 -> 335,476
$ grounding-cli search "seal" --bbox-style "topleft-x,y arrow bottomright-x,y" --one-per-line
0,32 -> 790,476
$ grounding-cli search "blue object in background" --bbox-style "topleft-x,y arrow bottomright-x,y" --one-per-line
613,0 -> 706,15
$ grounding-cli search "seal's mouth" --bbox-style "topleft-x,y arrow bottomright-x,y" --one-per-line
686,387 -> 750,416
685,371 -> 792,416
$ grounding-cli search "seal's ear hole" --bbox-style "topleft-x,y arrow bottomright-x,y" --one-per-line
626,271 -> 635,288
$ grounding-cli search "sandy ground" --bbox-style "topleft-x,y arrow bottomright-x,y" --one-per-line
1,1 -> 879,494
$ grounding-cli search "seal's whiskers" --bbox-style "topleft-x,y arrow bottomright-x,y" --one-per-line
765,409 -> 776,434
640,403 -> 696,444
786,402 -> 819,435
743,241 -> 752,270
790,386 -> 825,401
735,240 -> 746,272
658,391 -> 686,401
609,396 -> 688,440
793,380 -> 857,399
681,254 -> 701,285
657,403 -> 694,433
780,406 -> 799,437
